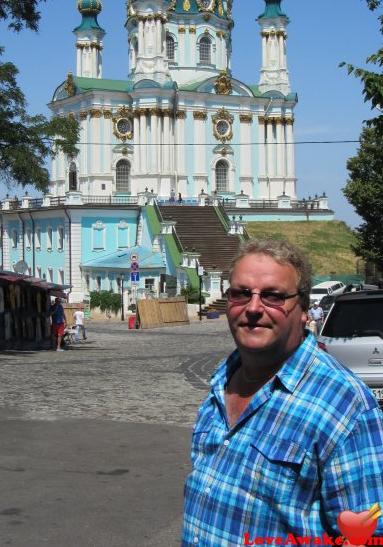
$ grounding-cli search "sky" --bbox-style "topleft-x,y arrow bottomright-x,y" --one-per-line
0,0 -> 381,228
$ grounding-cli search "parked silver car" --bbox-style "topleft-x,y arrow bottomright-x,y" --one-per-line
317,290 -> 383,408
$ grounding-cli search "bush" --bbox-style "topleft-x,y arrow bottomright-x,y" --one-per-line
181,285 -> 205,304
90,291 -> 121,315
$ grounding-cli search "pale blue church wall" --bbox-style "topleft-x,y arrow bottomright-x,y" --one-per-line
140,209 -> 154,250
32,216 -> 66,282
5,216 -> 66,281
7,219 -> 22,267
185,105 -> 196,197
81,210 -> 138,264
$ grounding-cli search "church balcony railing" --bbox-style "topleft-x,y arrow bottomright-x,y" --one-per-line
82,195 -> 139,205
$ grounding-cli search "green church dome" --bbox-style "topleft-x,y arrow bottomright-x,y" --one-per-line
258,0 -> 288,20
75,0 -> 104,32
167,0 -> 231,20
77,0 -> 102,15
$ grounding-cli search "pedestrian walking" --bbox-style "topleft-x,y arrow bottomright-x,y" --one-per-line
182,239 -> 383,546
73,308 -> 87,341
50,297 -> 67,351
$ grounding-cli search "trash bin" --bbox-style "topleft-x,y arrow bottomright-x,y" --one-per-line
128,314 -> 136,329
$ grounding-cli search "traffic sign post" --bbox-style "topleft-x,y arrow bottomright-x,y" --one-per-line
130,271 -> 140,283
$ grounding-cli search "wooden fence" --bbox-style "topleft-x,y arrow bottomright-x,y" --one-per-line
137,297 -> 189,329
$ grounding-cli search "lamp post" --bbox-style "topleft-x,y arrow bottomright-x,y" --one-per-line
121,273 -> 125,321
197,264 -> 204,321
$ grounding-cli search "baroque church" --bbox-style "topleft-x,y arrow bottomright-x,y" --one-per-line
0,0 -> 333,305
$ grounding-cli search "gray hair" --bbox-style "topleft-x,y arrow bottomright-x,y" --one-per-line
229,239 -> 312,311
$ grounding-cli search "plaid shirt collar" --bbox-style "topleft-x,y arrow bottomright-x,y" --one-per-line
210,330 -> 319,397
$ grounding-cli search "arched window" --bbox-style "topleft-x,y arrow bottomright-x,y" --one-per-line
116,159 -> 131,194
166,34 -> 175,61
199,36 -> 212,64
215,160 -> 229,193
69,162 -> 77,191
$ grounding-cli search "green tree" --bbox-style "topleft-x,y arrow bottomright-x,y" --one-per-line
0,0 -> 79,192
342,0 -> 383,268
343,126 -> 383,266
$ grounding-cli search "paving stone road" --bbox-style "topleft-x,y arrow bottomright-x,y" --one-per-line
0,318 -> 235,547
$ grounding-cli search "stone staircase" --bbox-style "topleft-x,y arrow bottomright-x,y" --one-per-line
158,205 -> 243,278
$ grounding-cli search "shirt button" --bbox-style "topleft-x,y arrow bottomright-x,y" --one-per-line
193,537 -> 199,544
205,487 -> 211,494
223,439 -> 229,446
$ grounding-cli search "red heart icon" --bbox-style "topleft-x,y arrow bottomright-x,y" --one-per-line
337,510 -> 378,545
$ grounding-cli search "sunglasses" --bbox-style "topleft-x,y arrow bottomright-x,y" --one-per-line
225,288 -> 301,307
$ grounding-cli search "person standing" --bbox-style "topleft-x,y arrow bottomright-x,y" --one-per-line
182,239 -> 383,546
73,308 -> 86,341
308,299 -> 324,335
50,297 -> 67,351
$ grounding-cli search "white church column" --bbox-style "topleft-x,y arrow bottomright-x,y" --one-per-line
258,116 -> 266,177
193,111 -> 206,184
163,112 -> 170,173
134,112 -> 140,174
266,119 -> 275,179
138,20 -> 144,55
150,109 -> 158,173
240,115 -> 252,179
262,33 -> 267,66
278,33 -> 285,69
286,118 -> 295,179
156,18 -> 162,53
90,109 -> 101,175
76,45 -> 82,76
176,111 -> 186,175
139,109 -> 147,174
276,118 -> 285,178
189,28 -> 196,67
178,28 -> 186,65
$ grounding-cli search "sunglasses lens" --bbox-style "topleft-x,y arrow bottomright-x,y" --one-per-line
227,289 -> 250,303
261,293 -> 285,306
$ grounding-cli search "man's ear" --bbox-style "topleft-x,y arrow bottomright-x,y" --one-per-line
301,311 -> 308,327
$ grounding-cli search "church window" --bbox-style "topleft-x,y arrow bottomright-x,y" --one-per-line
11,229 -> 18,249
215,160 -> 229,193
57,226 -> 64,251
199,36 -> 212,64
35,227 -> 41,250
69,162 -> 77,191
47,227 -> 53,250
166,34 -> 175,61
92,220 -> 106,251
117,220 -> 130,249
116,159 -> 131,194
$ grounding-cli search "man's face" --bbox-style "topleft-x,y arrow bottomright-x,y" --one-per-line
227,253 -> 307,361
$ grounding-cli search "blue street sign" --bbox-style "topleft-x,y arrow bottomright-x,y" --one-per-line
131,271 -> 140,283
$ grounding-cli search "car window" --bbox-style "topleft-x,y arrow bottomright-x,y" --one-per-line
312,289 -> 328,294
322,299 -> 383,338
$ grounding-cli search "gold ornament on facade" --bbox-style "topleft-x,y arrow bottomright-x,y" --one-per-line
183,0 -> 191,11
113,117 -> 133,142
212,108 -> 234,143
197,0 -> 215,12
64,72 -> 76,97
189,26 -> 196,34
103,109 -> 113,119
193,111 -> 207,120
90,108 -> 102,118
178,26 -> 186,33
79,111 -> 88,120
239,114 -> 253,124
214,71 -> 232,95
176,111 -> 187,119
218,0 -> 224,16
203,13 -> 210,21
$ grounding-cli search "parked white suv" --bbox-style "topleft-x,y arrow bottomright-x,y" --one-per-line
317,290 -> 383,408
310,281 -> 346,304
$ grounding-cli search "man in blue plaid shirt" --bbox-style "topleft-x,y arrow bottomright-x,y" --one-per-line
182,239 -> 383,546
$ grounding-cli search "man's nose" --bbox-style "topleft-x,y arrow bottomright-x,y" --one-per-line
245,292 -> 264,313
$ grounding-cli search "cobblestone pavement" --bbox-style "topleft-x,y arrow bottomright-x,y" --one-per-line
0,318 -> 235,426
0,318 -> 235,547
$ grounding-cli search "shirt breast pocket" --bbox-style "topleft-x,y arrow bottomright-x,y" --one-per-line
191,425 -> 222,468
239,433 -> 306,504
